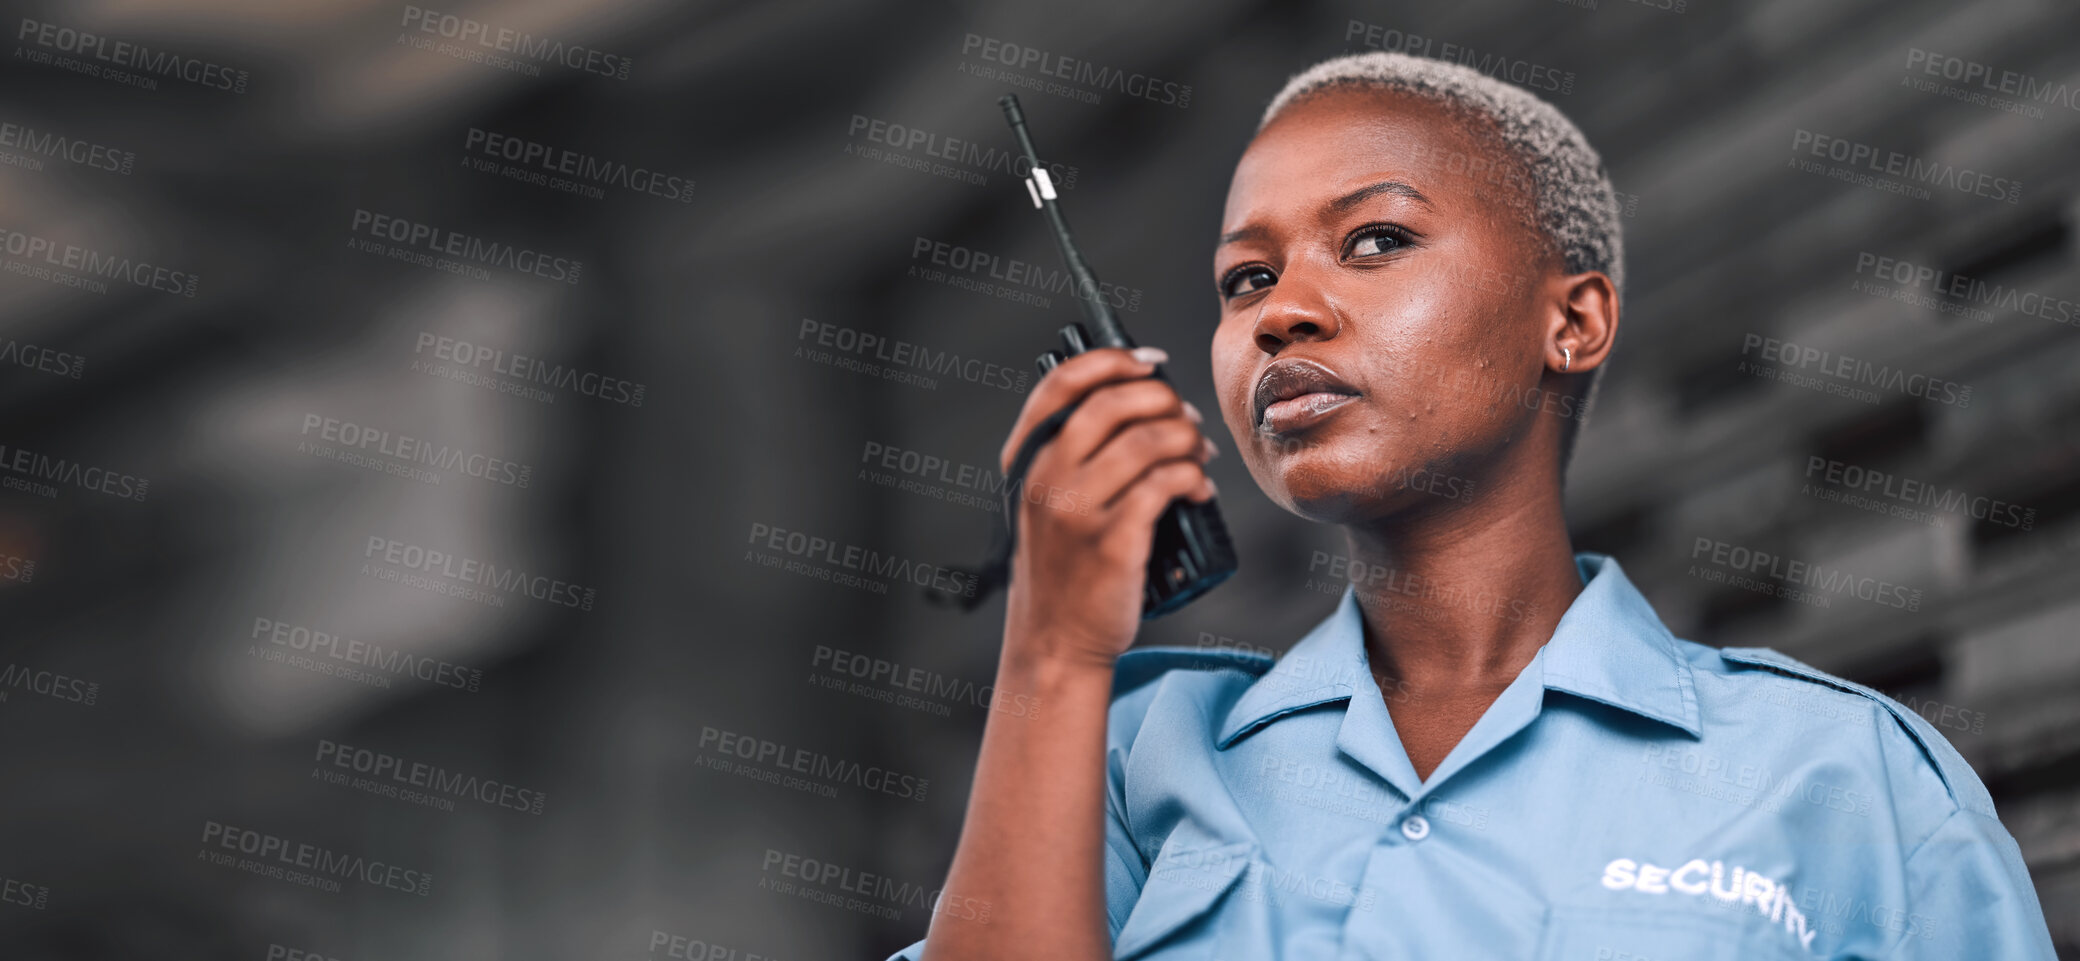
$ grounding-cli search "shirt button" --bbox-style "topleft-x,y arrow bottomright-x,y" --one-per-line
1400,814 -> 1430,842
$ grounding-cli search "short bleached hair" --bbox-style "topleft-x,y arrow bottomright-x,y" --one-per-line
1256,51 -> 1623,472
1257,50 -> 1625,295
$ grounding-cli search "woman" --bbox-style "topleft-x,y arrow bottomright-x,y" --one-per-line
887,51 -> 2054,960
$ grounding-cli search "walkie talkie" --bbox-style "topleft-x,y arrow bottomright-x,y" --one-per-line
991,94 -> 1239,618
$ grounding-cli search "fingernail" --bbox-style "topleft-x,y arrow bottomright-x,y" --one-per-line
1201,437 -> 1219,460
1205,477 -> 1220,497
1130,346 -> 1168,365
1182,401 -> 1203,423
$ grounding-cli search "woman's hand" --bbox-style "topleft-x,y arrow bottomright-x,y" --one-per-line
914,346 -> 1214,961
997,345 -> 1219,670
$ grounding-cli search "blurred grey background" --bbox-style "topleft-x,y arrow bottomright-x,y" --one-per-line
1,0 -> 2075,957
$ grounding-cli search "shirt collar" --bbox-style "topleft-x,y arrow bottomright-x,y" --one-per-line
1216,552 -> 1702,749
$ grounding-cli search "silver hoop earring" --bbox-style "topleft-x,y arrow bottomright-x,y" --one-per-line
1560,347 -> 1573,373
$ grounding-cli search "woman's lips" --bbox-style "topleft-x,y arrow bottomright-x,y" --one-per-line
1259,391 -> 1360,435
1252,357 -> 1361,435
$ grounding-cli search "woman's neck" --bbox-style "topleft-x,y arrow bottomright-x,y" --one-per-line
1343,455 -> 1584,703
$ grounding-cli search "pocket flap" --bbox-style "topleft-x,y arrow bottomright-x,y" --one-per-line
1114,820 -> 1257,960
1538,905 -> 1812,961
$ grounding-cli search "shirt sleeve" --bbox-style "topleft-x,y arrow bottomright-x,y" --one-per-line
1101,721 -> 1151,940
878,684 -> 1157,961
1889,805 -> 2057,960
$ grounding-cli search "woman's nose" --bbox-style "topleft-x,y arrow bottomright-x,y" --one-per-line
1251,270 -> 1340,354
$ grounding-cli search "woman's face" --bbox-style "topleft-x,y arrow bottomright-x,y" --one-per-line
1211,88 -> 1559,525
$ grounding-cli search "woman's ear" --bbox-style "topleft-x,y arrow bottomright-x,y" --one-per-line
1544,271 -> 1618,375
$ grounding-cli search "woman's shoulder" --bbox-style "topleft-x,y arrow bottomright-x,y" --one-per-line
1679,639 -> 1997,820
1113,644 -> 1277,697
1104,645 -> 1276,751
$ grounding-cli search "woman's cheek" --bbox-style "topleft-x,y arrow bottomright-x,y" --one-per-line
1210,343 -> 1254,437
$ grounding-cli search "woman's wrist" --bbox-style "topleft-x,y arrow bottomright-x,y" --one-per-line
1000,625 -> 1119,688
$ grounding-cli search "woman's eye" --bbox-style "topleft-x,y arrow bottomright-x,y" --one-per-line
1347,226 -> 1411,258
1220,266 -> 1276,299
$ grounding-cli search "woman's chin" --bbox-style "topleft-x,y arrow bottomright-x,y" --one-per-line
1266,476 -> 1390,525
1261,457 -> 1458,526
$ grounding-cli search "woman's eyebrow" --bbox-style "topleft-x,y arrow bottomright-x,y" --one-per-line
1218,180 -> 1435,248
1327,179 -> 1433,215
1218,225 -> 1267,248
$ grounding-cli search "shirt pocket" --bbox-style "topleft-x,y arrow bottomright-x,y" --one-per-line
1113,819 -> 1256,960
1536,906 -> 1814,961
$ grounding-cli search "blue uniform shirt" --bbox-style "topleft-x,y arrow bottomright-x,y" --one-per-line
885,553 -> 2054,959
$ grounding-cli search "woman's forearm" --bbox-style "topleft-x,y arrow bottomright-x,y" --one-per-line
918,635 -> 1118,961
914,344 -> 1211,959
